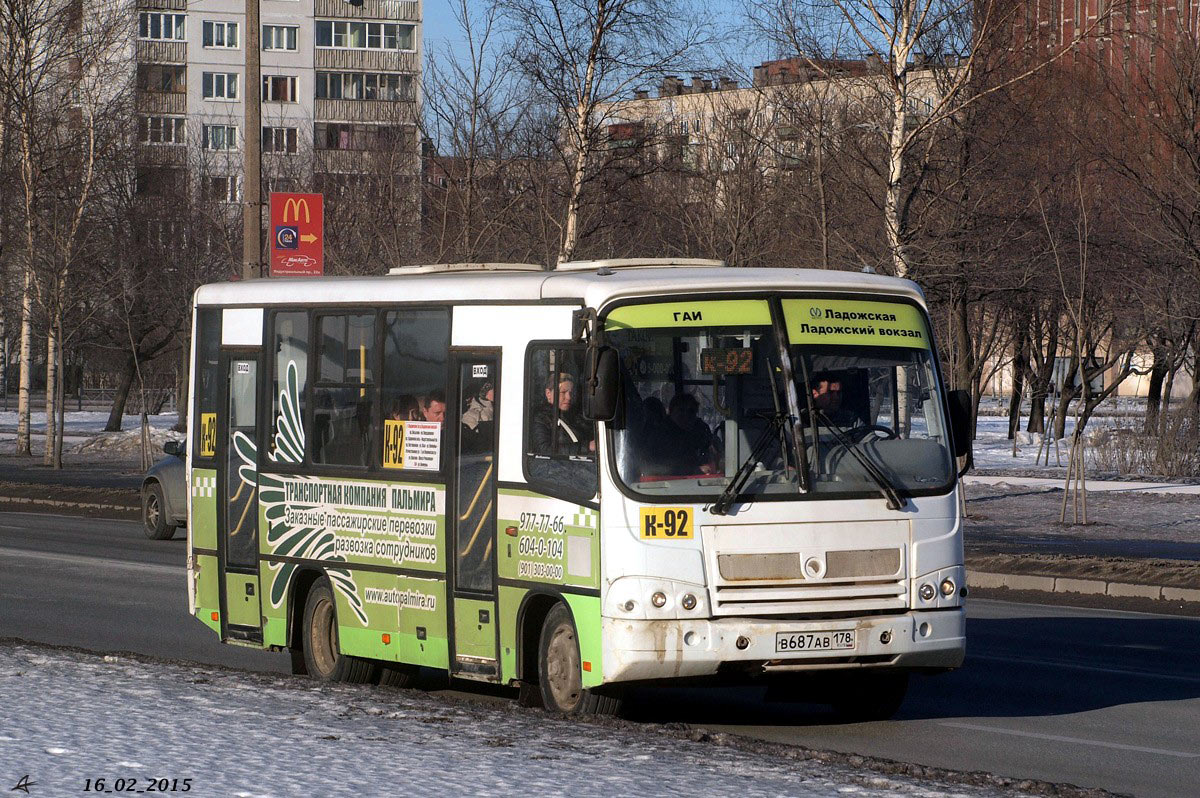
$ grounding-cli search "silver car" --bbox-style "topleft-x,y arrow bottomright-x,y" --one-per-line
141,440 -> 187,540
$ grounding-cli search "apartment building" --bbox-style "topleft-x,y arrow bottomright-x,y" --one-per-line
134,0 -> 421,205
598,57 -> 942,173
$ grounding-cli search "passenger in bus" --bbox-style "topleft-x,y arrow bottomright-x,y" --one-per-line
649,391 -> 719,475
531,373 -> 594,455
461,382 -> 494,452
389,395 -> 419,422
418,390 -> 446,424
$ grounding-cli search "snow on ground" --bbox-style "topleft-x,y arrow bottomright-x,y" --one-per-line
0,644 -> 1028,798
0,411 -> 182,456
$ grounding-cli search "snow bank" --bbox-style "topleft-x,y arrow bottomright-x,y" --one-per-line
0,644 -> 1022,798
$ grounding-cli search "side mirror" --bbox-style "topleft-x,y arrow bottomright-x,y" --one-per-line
946,389 -> 972,459
163,440 -> 186,458
582,346 -> 620,422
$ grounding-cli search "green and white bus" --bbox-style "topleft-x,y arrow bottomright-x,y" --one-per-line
186,259 -> 971,717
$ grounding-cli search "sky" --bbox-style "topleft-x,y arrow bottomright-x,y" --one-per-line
422,0 -> 773,86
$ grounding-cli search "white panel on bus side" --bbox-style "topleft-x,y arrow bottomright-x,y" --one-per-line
221,308 -> 264,347
452,305 -> 578,484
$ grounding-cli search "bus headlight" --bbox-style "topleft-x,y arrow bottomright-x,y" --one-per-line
940,578 -> 956,597
680,593 -> 697,611
919,583 -> 936,601
651,591 -> 667,608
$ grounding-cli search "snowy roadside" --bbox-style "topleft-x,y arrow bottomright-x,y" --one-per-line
0,643 -> 1097,798
0,411 -> 182,459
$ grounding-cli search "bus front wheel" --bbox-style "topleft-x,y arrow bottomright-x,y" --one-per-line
300,580 -> 378,684
536,603 -> 620,715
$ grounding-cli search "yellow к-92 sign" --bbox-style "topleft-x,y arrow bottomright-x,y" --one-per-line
383,419 -> 406,469
639,507 -> 694,540
783,299 -> 930,349
199,413 -> 217,457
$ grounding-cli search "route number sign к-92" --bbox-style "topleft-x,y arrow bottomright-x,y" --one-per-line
700,347 -> 753,375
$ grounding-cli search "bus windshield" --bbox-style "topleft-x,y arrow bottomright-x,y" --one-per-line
606,297 -> 955,502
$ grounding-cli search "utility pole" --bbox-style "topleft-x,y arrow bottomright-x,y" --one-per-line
242,0 -> 262,280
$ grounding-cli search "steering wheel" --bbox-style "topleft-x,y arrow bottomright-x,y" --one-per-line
845,424 -> 898,443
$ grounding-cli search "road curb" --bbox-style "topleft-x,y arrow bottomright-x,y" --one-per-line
0,496 -> 137,513
970,570 -> 1200,602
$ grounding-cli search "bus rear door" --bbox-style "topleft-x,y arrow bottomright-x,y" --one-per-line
217,349 -> 264,643
448,352 -> 501,679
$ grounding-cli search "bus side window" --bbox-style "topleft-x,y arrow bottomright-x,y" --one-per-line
311,313 -> 376,467
270,311 -> 309,465
193,308 -> 221,461
524,345 -> 598,501
381,308 -> 450,471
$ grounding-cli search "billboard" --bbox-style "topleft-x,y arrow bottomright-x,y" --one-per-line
269,193 -> 323,277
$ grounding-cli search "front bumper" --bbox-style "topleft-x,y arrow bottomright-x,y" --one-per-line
601,608 -> 965,683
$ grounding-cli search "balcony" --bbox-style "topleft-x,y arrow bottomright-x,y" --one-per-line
137,0 -> 185,8
136,40 -> 186,64
314,0 -> 419,21
136,91 -> 187,115
315,49 -> 418,72
314,98 -> 417,123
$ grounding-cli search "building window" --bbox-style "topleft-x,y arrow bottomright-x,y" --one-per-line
137,64 -> 186,94
262,75 -> 298,103
202,72 -> 239,100
139,116 -> 186,145
315,71 -> 412,101
202,124 -> 238,151
136,166 -> 186,197
263,25 -> 298,51
314,20 -> 414,51
263,126 -> 298,154
138,13 -> 186,41
315,123 -> 408,151
203,176 -> 241,204
202,20 -> 239,49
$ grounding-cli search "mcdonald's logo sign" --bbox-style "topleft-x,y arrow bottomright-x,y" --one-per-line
269,192 -> 323,277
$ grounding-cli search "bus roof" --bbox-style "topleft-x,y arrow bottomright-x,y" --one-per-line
193,265 -> 927,311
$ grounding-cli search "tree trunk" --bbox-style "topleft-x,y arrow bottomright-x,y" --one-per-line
105,354 -> 137,432
1144,348 -> 1168,434
174,342 -> 189,432
42,324 -> 57,466
1188,348 -> 1200,424
1008,321 -> 1029,440
53,322 -> 65,469
16,269 -> 33,455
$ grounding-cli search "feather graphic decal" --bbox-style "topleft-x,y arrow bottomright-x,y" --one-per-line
254,360 -> 367,625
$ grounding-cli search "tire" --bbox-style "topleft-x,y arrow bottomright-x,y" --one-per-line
536,603 -> 621,715
378,663 -> 418,689
141,482 -> 176,540
829,672 -> 910,721
300,579 -> 378,684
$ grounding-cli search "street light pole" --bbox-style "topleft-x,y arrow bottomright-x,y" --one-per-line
242,0 -> 262,280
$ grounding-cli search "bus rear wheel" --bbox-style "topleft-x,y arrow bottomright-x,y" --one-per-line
536,604 -> 620,716
301,580 -> 377,684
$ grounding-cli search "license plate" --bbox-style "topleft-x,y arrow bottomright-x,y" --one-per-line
775,629 -> 855,653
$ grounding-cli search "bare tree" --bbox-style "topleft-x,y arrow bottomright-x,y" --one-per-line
496,0 -> 709,264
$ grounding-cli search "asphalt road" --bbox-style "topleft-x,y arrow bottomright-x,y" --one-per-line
2,510 -> 1197,797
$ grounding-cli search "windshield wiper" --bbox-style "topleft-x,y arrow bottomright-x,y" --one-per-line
710,411 -> 788,516
814,410 -> 906,511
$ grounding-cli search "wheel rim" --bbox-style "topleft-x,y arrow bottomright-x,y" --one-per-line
545,623 -> 582,711
309,596 -> 338,677
145,494 -> 160,530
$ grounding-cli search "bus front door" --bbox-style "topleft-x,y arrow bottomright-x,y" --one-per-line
449,352 -> 500,679
217,351 -> 263,643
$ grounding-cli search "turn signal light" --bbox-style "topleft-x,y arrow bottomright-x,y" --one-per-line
382,634 -> 391,645
504,526 -> 518,537
940,578 -> 956,597
650,591 -> 667,608
211,612 -> 219,622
